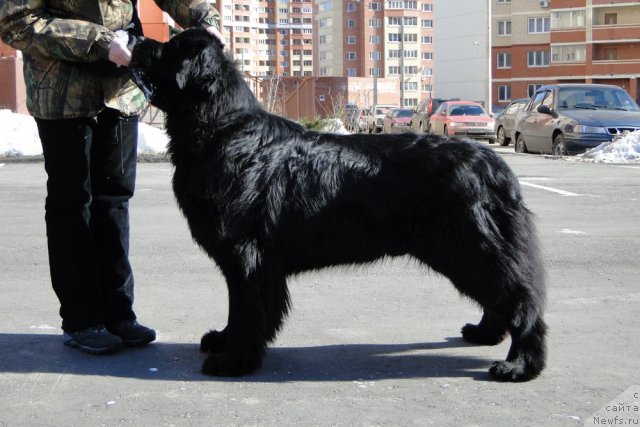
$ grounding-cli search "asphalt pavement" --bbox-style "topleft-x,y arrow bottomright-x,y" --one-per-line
1,145 -> 639,426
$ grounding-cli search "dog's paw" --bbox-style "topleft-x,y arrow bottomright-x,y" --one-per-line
461,323 -> 507,346
200,329 -> 226,353
489,360 -> 539,382
201,353 -> 262,377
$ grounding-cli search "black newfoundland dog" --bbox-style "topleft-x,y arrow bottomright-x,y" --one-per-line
130,29 -> 547,381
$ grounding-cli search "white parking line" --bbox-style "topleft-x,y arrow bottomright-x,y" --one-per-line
559,229 -> 587,235
519,180 -> 581,196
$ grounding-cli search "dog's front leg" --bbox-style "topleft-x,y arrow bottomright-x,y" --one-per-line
200,256 -> 291,377
201,276 -> 268,376
200,327 -> 227,353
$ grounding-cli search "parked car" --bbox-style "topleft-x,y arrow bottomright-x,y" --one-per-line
382,108 -> 414,133
410,97 -> 450,133
511,84 -> 640,156
344,106 -> 368,133
428,101 -> 496,143
366,104 -> 397,133
493,98 -> 528,146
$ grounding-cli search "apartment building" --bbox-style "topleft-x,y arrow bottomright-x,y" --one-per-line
315,0 -> 434,107
493,0 -> 640,109
217,0 -> 315,77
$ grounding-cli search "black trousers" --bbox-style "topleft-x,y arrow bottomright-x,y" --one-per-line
36,108 -> 139,332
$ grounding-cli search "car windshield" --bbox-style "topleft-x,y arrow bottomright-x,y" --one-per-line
377,107 -> 394,115
448,105 -> 486,116
557,88 -> 640,111
393,109 -> 413,118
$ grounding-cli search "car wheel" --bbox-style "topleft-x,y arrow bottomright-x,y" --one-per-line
515,134 -> 528,153
553,134 -> 567,157
497,127 -> 509,146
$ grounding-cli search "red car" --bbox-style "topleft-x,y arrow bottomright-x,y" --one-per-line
382,108 -> 414,134
429,101 -> 496,143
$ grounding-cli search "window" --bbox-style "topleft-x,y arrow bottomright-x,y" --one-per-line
403,81 -> 418,91
527,50 -> 549,67
551,10 -> 585,29
604,13 -> 617,25
319,1 -> 332,11
346,35 -> 356,44
497,20 -> 511,36
422,52 -> 433,60
551,44 -> 586,63
498,85 -> 511,102
422,20 -> 433,28
604,48 -> 617,60
422,3 -> 432,11
497,52 -> 511,69
319,17 -> 332,28
369,35 -> 380,44
347,19 -> 355,28
404,98 -> 418,107
347,52 -> 356,60
421,36 -> 432,44
346,2 -> 356,11
528,17 -> 550,34
347,68 -> 357,76
497,0 -> 510,3
369,19 -> 381,28
369,51 -> 381,60
528,84 -> 543,98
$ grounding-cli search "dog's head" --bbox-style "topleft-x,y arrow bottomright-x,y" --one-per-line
130,28 -> 228,111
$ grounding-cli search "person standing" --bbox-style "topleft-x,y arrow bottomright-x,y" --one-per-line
0,0 -> 223,354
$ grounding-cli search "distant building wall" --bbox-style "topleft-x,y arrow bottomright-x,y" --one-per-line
433,0 -> 489,107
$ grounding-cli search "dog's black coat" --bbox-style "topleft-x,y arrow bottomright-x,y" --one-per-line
130,29 -> 547,381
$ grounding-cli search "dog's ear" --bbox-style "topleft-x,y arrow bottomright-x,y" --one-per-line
175,48 -> 220,90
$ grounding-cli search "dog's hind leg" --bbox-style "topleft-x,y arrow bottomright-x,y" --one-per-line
489,300 -> 547,382
414,212 -> 547,381
453,266 -> 547,382
461,310 -> 508,345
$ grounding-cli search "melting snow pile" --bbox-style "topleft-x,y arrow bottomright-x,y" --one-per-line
0,109 -> 168,157
576,130 -> 640,163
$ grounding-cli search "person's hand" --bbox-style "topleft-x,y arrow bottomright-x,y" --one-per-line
206,26 -> 226,47
108,34 -> 132,67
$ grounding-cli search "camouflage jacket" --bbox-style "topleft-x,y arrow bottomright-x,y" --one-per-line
0,0 -> 220,119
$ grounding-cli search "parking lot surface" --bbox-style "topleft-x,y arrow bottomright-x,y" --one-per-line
0,149 -> 638,426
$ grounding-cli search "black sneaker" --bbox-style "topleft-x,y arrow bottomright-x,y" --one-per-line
108,320 -> 156,347
63,325 -> 123,355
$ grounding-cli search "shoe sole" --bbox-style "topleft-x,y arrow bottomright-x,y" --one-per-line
63,338 -> 123,355
121,335 -> 156,347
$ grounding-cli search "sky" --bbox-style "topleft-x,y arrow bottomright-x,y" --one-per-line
1,109 -> 639,163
